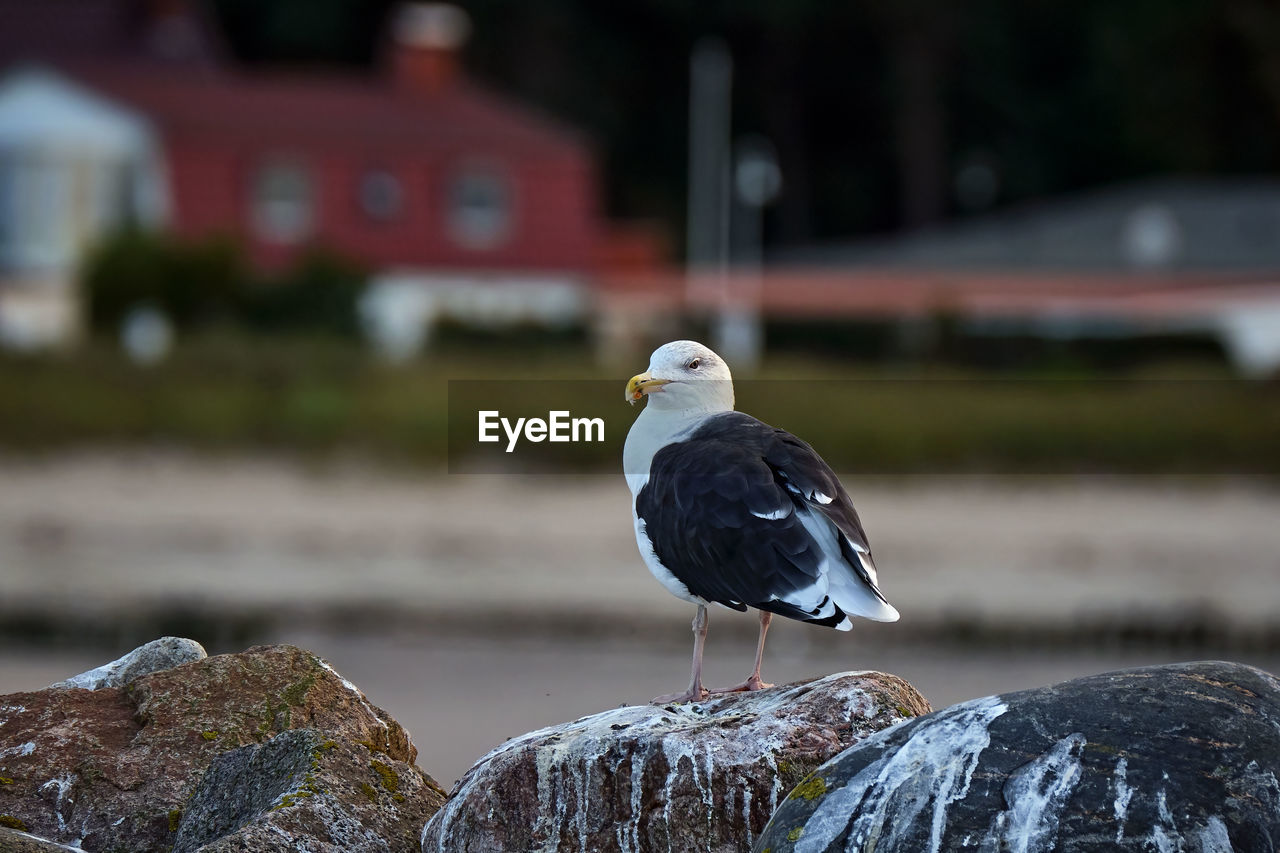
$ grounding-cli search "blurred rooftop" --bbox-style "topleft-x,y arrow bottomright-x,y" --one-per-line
778,177 -> 1280,274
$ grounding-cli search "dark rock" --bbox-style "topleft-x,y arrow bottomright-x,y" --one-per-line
172,728 -> 322,853
0,644 -> 442,852
0,826 -> 87,852
756,660 -> 1280,853
174,728 -> 443,853
50,637 -> 207,690
422,671 -> 930,853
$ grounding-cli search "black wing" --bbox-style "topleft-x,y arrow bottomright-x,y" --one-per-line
635,412 -> 889,626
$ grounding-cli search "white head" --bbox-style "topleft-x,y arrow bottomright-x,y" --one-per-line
625,340 -> 734,413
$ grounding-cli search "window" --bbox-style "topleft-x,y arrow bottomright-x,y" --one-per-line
251,160 -> 314,244
1120,204 -> 1181,269
446,167 -> 511,249
359,170 -> 404,222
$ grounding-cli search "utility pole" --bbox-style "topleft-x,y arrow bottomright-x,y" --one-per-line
725,134 -> 781,372
686,39 -> 735,350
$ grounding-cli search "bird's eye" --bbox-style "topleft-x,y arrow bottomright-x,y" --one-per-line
687,358 -> 701,370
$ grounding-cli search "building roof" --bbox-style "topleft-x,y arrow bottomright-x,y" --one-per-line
2,0 -> 589,163
782,178 -> 1280,274
60,61 -> 591,161
0,68 -> 154,156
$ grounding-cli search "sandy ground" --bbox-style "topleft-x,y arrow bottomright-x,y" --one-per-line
1,451 -> 1279,784
2,450 -> 1278,631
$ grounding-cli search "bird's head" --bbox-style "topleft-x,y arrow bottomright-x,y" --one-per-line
625,340 -> 734,413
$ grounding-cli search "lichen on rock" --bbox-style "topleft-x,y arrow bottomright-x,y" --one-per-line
0,642 -> 442,852
173,727 -> 441,853
787,775 -> 828,802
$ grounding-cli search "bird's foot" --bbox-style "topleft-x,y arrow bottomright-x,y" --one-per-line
650,686 -> 710,705
708,675 -> 773,695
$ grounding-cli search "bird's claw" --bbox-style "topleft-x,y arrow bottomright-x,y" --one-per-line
708,676 -> 773,695
650,687 -> 709,705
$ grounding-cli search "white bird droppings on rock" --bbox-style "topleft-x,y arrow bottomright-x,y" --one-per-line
0,740 -> 36,760
1112,756 -> 1133,843
38,774 -> 75,834
757,661 -> 1280,853
795,695 -> 1007,853
978,732 -> 1086,853
1194,816 -> 1234,853
421,672 -> 929,853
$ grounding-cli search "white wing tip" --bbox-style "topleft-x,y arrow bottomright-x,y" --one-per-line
834,600 -> 898,629
871,601 -> 901,623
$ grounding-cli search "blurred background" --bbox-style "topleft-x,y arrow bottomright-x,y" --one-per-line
1,0 -> 1279,787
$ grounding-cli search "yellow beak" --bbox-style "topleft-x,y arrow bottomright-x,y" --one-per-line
625,372 -> 671,404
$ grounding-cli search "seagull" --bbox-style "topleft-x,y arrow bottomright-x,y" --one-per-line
623,340 -> 899,704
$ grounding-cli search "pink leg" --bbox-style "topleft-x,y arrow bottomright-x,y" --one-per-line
652,604 -> 711,704
709,610 -> 774,694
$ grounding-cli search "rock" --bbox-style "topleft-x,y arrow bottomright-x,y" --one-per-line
756,660 -> 1280,853
422,671 -> 930,853
0,826 -> 87,852
174,728 -> 442,853
173,729 -> 326,853
0,644 -> 443,852
50,637 -> 207,690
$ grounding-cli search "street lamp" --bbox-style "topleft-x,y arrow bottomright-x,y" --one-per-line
713,134 -> 781,372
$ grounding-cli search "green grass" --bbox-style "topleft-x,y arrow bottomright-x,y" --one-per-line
1,336 -> 1277,476
738,377 -> 1280,475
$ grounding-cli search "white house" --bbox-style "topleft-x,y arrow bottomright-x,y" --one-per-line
0,67 -> 167,348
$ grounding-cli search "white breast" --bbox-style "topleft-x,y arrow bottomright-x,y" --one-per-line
622,405 -> 705,499
624,405 -> 714,606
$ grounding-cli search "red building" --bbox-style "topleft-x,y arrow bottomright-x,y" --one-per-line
92,8 -> 600,273
0,1 -> 638,350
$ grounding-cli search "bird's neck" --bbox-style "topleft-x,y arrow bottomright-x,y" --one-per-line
624,405 -> 723,497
